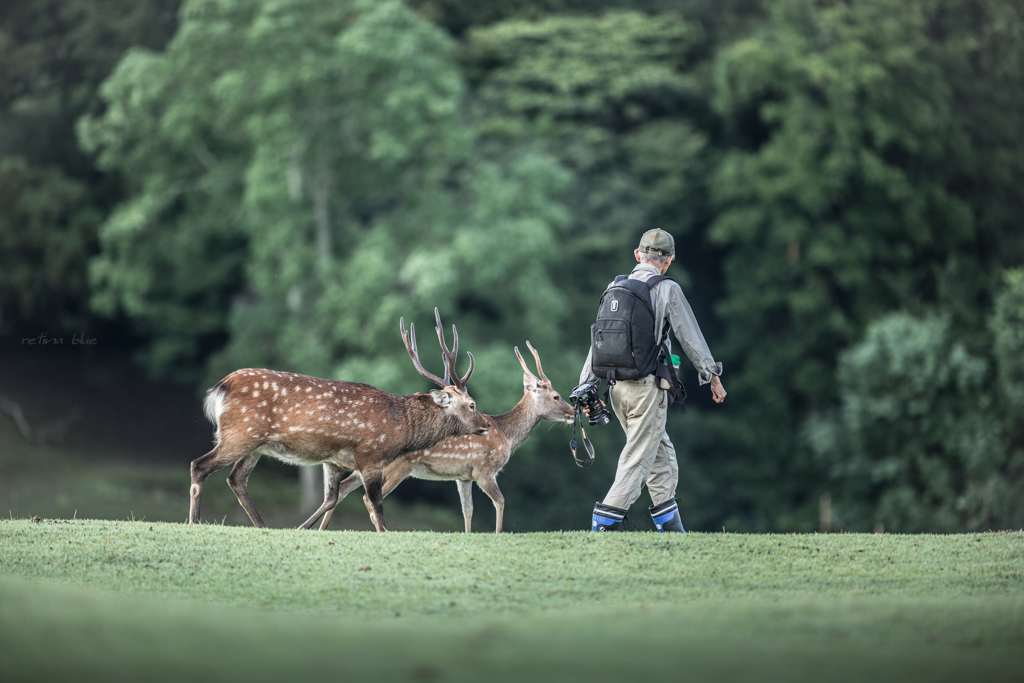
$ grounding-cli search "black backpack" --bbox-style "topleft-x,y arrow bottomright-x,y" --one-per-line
590,274 -> 672,381
590,274 -> 687,409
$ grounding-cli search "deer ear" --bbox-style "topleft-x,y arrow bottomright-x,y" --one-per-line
429,389 -> 452,408
523,374 -> 542,392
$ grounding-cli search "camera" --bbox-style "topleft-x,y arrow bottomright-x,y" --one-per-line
569,381 -> 611,426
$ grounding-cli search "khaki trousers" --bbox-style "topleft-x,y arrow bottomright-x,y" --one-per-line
602,376 -> 678,510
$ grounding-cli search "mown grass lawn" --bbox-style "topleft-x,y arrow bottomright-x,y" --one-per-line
2,519 -> 1022,682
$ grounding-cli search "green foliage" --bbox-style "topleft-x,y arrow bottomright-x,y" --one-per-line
0,0 -> 180,334
81,0 -> 573,396
0,158 -> 98,332
807,310 -> 1024,531
991,269 -> 1024,409
409,0 -> 764,40
466,11 -> 708,243
704,0 -> 1024,528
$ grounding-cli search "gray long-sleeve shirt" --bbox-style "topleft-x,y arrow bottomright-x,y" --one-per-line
579,263 -> 722,386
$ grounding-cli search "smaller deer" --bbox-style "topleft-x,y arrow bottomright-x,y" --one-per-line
191,309 -> 489,531
306,342 -> 575,533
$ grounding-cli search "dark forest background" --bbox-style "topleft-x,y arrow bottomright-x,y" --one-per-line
2,0 -> 1023,532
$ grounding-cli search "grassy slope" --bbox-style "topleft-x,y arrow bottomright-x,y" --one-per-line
2,520 -> 1023,682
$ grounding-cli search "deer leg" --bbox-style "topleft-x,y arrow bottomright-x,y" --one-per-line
340,459 -> 415,531
189,445 -> 240,525
298,464 -> 345,530
381,459 -> 416,497
475,474 -> 505,534
226,453 -> 266,528
361,470 -> 388,532
456,479 -> 474,533
319,471 -> 363,531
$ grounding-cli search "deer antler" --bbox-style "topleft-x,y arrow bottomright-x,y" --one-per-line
526,341 -> 549,385
515,346 -> 540,383
400,317 -> 447,389
434,308 -> 473,392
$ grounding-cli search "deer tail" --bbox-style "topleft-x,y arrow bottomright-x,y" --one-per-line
203,380 -> 229,443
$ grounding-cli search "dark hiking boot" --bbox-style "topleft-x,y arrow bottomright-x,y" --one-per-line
650,499 -> 685,533
592,502 -> 628,531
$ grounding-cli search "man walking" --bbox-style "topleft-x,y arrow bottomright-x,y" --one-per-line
580,229 -> 726,533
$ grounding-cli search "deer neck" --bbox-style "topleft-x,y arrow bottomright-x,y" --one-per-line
396,394 -> 464,453
492,394 -> 540,452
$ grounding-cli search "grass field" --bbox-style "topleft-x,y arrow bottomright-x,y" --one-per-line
2,520 -> 1022,682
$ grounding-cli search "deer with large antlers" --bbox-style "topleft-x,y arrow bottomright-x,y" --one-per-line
190,309 -> 488,531
303,342 -> 574,533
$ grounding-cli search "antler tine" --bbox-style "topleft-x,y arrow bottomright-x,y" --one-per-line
526,341 -> 550,384
514,346 -> 540,381
433,307 -> 451,356
433,307 -> 470,391
458,351 -> 475,388
442,353 -> 452,386
400,316 -> 447,389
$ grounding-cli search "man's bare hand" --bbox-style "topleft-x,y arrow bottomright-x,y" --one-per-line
710,375 -> 727,404
581,400 -> 606,416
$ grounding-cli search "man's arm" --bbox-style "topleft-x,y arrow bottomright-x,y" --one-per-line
579,346 -> 598,386
662,282 -> 725,401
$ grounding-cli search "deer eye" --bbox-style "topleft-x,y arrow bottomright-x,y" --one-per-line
553,394 -> 560,401
470,403 -> 475,410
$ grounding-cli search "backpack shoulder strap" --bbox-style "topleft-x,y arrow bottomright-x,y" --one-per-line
644,275 -> 675,291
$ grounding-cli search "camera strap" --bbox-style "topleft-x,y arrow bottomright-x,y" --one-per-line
569,407 -> 595,467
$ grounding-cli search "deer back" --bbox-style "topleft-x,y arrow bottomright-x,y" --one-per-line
208,369 -> 484,470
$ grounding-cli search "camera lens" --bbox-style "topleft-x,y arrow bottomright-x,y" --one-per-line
588,399 -> 610,426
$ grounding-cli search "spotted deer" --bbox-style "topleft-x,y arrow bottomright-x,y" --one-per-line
303,342 -> 574,533
190,309 -> 489,531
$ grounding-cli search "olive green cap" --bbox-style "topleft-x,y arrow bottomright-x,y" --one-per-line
638,229 -> 675,256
